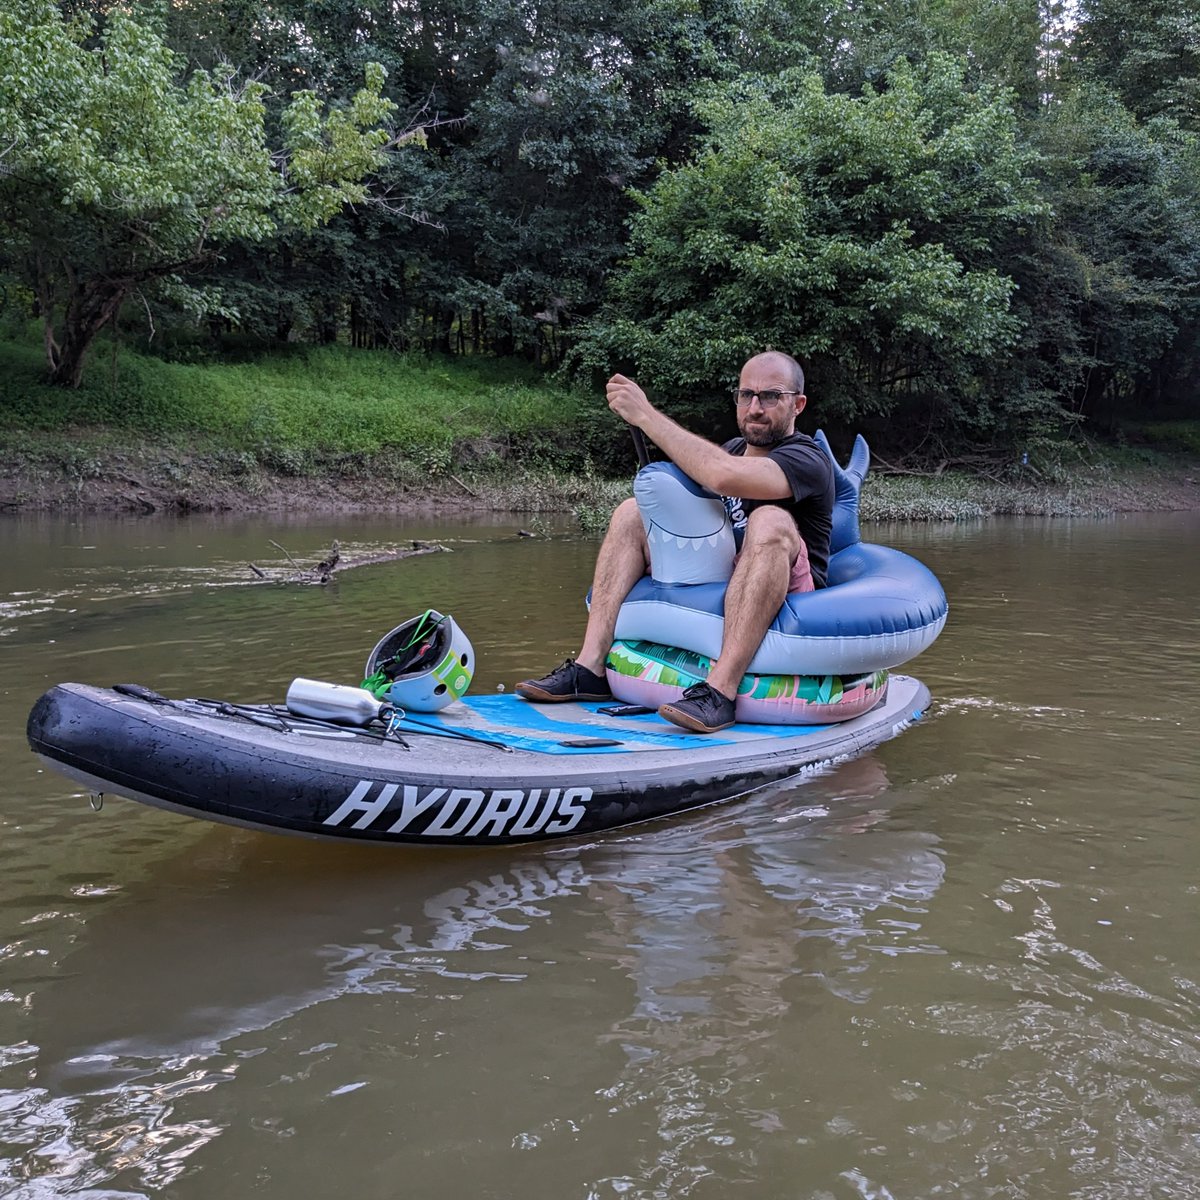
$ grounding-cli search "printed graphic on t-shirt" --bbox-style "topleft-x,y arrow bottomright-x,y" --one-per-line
718,433 -> 834,585
724,494 -> 747,542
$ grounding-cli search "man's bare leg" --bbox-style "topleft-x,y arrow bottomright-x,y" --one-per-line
576,498 -> 650,675
659,509 -> 800,734
705,508 -> 799,698
516,499 -> 648,700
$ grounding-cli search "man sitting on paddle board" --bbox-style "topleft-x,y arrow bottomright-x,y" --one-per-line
517,351 -> 834,734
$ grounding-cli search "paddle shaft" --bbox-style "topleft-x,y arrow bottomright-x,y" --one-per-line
629,424 -> 650,468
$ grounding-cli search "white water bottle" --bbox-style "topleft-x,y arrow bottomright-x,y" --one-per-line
286,678 -> 387,726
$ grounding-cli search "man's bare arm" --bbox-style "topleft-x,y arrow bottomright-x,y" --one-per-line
606,374 -> 791,500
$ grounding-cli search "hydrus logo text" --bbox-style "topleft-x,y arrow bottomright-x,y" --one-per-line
323,781 -> 592,838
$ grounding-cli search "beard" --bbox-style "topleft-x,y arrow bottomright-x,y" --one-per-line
739,412 -> 790,446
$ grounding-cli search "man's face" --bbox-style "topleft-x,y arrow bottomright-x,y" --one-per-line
736,359 -> 803,447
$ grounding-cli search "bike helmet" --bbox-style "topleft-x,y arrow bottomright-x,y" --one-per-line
362,610 -> 474,712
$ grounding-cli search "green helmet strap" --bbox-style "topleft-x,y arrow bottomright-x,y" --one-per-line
361,610 -> 447,698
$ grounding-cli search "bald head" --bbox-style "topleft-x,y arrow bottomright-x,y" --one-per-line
744,351 -> 804,395
736,352 -> 808,448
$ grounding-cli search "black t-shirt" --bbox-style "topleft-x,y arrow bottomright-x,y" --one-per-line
720,434 -> 835,588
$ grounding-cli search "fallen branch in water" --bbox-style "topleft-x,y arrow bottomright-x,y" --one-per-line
269,539 -> 304,569
247,539 -> 451,585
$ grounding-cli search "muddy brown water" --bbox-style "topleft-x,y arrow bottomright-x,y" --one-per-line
1,508 -> 1198,1199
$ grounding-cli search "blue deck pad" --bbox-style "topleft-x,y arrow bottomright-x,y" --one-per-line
396,724 -> 632,755
402,694 -> 837,755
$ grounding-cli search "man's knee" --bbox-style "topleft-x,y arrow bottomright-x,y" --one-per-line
610,496 -> 642,534
607,497 -> 650,556
742,506 -> 801,557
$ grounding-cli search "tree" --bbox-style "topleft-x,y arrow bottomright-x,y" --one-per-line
1069,0 -> 1200,130
189,0 -> 794,362
1034,86 -> 1200,430
578,55 -> 1047,450
807,0 -> 1046,111
0,0 -> 401,386
388,0 -> 751,360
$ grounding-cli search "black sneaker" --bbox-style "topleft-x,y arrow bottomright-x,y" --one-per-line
516,659 -> 612,703
658,682 -> 736,733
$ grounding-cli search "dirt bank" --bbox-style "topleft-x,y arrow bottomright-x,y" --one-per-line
1,439 -> 1197,520
0,442 -> 591,517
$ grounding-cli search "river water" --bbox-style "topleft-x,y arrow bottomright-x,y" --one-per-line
1,507 -> 1198,1199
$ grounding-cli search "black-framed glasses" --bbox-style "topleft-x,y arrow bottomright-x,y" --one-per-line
733,389 -> 799,409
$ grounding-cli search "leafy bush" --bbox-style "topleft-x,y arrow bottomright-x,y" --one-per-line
576,55 -> 1050,451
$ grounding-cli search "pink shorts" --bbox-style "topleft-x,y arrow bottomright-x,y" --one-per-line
731,548 -> 815,594
787,557 -> 816,594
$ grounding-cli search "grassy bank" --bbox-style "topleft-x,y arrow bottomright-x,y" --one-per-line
0,328 -> 623,476
2,333 -> 1197,523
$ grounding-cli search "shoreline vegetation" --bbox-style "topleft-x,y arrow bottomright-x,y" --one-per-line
2,337 -> 1197,526
4,0 -> 1198,536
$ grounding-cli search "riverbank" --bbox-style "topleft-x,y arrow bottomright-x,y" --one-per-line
3,334 -> 1197,524
1,427 -> 1196,525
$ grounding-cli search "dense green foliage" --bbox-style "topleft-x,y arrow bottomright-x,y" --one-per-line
0,0 -> 399,385
577,56 -> 1048,447
0,0 -> 1196,464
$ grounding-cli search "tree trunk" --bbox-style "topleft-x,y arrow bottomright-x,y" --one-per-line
320,301 -> 339,344
436,307 -> 454,355
47,279 -> 130,388
496,317 -> 514,358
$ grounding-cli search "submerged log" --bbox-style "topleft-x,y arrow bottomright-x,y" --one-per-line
248,540 -> 450,585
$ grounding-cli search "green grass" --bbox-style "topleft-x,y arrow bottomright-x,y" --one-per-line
3,330 -> 1195,519
0,332 -> 624,474
1123,420 -> 1200,456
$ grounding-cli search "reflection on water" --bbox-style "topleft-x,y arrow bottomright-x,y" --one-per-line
4,756 -> 949,1198
2,509 -> 1199,1197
